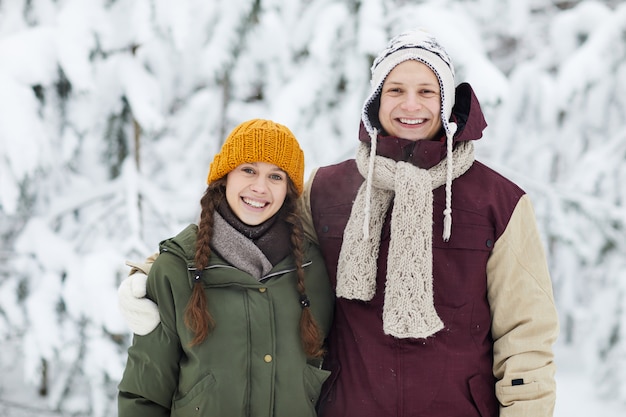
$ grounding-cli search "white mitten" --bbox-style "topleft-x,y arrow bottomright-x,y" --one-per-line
117,272 -> 161,335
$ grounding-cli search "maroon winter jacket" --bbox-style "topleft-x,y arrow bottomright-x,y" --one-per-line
310,84 -> 527,417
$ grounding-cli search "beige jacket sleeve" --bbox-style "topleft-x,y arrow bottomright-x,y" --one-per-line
487,194 -> 559,417
298,168 -> 319,245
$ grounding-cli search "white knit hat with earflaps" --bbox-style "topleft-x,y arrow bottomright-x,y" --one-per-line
362,28 -> 458,241
335,29 -> 476,339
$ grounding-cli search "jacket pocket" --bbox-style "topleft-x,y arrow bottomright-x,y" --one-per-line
316,362 -> 340,414
497,378 -> 540,405
468,374 -> 499,417
432,222 -> 495,251
303,364 -> 331,409
171,373 -> 217,416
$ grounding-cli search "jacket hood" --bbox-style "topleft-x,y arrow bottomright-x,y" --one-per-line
159,224 -> 198,264
358,82 -> 486,169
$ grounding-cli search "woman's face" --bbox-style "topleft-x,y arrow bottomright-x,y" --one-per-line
378,60 -> 442,141
225,161 -> 288,225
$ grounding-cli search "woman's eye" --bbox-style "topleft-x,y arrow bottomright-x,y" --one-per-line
242,167 -> 255,174
269,173 -> 284,181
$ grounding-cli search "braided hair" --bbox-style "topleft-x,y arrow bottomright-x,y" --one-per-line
184,177 -> 325,358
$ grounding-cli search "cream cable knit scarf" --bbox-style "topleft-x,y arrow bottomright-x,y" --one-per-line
336,140 -> 475,338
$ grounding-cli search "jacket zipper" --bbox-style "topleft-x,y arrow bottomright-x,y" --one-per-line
188,260 -> 314,282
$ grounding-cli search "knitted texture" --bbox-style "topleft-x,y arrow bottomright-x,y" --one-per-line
336,141 -> 475,339
211,212 -> 273,280
361,29 -> 460,241
363,29 -> 456,139
207,119 -> 305,194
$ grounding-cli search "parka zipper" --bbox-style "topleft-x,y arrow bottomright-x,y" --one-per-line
188,260 -> 313,282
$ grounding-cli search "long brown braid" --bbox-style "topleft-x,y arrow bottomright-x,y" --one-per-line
184,177 -> 225,346
282,179 -> 325,358
184,177 -> 325,358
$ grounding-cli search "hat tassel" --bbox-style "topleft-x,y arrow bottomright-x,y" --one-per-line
442,121 -> 457,242
363,128 -> 378,240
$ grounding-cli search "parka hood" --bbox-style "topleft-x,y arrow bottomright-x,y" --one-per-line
358,82 -> 486,169
159,224 -> 197,260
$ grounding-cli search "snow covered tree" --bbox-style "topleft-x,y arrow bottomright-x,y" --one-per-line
0,0 -> 625,415
486,1 -> 626,402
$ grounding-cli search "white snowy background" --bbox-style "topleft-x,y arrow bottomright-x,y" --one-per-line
0,0 -> 625,416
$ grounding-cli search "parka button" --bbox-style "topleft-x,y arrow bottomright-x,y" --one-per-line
259,287 -> 267,293
264,354 -> 273,363
486,239 -> 493,248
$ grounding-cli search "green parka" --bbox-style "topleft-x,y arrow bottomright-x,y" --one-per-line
118,224 -> 334,417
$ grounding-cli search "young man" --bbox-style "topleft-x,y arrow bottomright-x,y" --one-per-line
304,29 -> 558,417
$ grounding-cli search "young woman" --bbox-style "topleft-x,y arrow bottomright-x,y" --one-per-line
117,119 -> 334,417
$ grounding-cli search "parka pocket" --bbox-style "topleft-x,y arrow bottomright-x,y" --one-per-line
303,364 -> 331,409
316,362 -> 340,414
468,373 -> 499,417
497,378 -> 540,406
171,373 -> 217,416
431,222 -> 495,309
432,222 -> 495,251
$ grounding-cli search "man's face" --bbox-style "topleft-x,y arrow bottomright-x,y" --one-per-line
378,60 -> 442,141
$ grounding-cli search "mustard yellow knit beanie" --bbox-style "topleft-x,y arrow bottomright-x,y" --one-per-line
207,119 -> 305,194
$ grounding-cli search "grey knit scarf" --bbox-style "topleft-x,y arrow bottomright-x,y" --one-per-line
336,141 -> 475,338
211,212 -> 273,280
